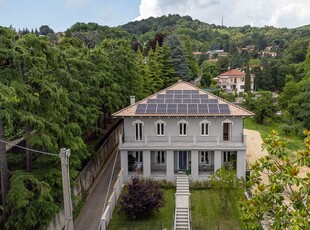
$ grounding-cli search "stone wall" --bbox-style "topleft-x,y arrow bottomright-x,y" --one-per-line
47,119 -> 123,230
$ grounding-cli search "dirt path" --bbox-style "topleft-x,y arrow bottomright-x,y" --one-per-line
245,129 -> 308,179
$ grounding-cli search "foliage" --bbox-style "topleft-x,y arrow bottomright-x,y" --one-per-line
190,180 -> 211,190
108,189 -> 174,230
244,63 -> 251,92
210,167 -> 244,216
240,130 -> 310,229
164,34 -> 192,81
157,179 -> 175,189
120,176 -> 165,220
6,170 -> 59,229
200,61 -> 217,87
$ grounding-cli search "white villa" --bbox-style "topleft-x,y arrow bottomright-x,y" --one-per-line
113,81 -> 253,181
215,69 -> 255,95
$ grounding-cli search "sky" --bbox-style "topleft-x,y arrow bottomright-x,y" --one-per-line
0,0 -> 310,32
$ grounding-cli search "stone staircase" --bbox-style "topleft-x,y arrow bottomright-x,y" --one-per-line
174,176 -> 191,230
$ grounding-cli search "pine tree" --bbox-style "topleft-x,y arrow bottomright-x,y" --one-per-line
244,63 -> 251,92
164,34 -> 192,81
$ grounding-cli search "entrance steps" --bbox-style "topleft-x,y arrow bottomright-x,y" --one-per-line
174,176 -> 191,230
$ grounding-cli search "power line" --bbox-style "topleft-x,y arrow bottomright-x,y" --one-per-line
0,138 -> 59,157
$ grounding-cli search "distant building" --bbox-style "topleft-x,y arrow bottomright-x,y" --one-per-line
260,46 -> 278,57
215,69 -> 255,94
206,50 -> 228,59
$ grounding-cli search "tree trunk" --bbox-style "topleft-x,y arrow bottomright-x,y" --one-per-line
0,114 -> 9,218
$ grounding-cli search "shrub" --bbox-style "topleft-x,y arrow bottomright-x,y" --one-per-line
190,180 -> 211,190
120,176 -> 165,220
280,124 -> 292,135
158,179 -> 175,189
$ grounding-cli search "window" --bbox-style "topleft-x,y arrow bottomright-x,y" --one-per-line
222,151 -> 237,163
200,151 -> 211,164
155,151 -> 165,165
177,120 -> 188,136
200,119 -> 211,136
133,120 -> 143,141
240,85 -> 244,89
222,120 -> 233,141
129,151 -> 143,163
155,120 -> 166,136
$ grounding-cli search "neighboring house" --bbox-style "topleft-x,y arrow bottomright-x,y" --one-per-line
206,50 -> 228,59
260,46 -> 278,57
215,69 -> 255,94
112,81 -> 253,182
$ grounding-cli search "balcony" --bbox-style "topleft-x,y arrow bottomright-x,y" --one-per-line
119,134 -> 247,150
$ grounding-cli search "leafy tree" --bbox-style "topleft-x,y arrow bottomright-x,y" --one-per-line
164,34 -> 192,81
210,167 -> 244,216
244,63 -> 251,92
120,176 -> 165,220
278,81 -> 300,110
200,61 -> 217,87
39,25 -> 54,35
6,170 -> 58,229
241,130 -> 310,229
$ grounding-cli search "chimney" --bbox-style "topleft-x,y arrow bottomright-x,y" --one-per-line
130,96 -> 135,105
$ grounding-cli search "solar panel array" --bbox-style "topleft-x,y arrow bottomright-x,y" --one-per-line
135,90 -> 231,114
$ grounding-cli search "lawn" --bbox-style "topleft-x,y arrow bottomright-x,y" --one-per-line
190,189 -> 246,230
107,188 -> 174,230
244,117 -> 304,152
108,187 -> 246,230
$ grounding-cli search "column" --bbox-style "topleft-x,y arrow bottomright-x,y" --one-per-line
237,150 -> 246,178
166,150 -> 174,181
143,150 -> 151,178
120,150 -> 128,181
191,150 -> 199,181
214,150 -> 222,172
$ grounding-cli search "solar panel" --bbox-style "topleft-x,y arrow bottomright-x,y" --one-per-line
209,108 -> 220,114
136,88 -> 231,115
165,98 -> 174,103
178,104 -> 187,113
219,104 -> 229,109
199,94 -> 209,99
136,104 -> 147,113
192,98 -> 200,103
209,99 -> 218,103
147,99 -> 156,103
183,98 -> 192,104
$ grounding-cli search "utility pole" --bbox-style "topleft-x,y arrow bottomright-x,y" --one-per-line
59,148 -> 74,230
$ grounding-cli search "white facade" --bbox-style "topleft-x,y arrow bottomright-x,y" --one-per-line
113,81 -> 252,182
119,117 -> 247,181
217,69 -> 255,94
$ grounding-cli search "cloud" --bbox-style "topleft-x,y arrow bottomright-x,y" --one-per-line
67,0 -> 91,8
135,0 -> 310,28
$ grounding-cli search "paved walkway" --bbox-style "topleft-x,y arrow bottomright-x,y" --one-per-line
74,148 -> 120,230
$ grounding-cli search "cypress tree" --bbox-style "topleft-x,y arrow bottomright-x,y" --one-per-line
244,63 -> 251,92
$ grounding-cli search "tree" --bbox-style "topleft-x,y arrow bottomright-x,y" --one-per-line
164,34 -> 192,81
210,167 -> 244,216
39,25 -> 54,35
240,130 -> 310,229
200,61 -> 217,87
120,176 -> 165,220
6,170 -> 58,229
244,63 -> 251,92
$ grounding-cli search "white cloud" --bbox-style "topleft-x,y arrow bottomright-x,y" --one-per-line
135,0 -> 310,28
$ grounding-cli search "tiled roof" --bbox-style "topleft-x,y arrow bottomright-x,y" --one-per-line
112,81 -> 254,117
219,69 -> 254,78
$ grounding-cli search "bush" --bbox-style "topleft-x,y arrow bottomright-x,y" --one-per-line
280,124 -> 292,135
158,179 -> 175,189
120,176 -> 165,220
190,180 -> 211,190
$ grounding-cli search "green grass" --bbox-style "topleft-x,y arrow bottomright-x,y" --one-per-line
244,118 -> 304,153
190,189 -> 246,230
107,189 -> 175,230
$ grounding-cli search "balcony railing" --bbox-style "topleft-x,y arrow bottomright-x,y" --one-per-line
119,134 -> 247,146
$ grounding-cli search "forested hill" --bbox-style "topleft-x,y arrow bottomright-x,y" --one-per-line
120,14 -> 310,52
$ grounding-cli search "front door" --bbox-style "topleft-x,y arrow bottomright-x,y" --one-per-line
179,151 -> 187,170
